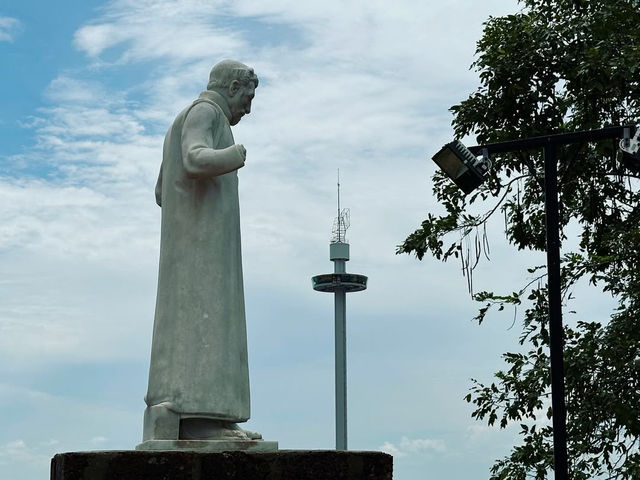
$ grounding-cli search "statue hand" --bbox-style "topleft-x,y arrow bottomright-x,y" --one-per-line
236,144 -> 247,161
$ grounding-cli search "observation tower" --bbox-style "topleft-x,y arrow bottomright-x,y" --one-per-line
311,178 -> 367,451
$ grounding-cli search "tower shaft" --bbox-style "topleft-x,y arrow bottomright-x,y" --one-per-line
334,287 -> 347,450
333,254 -> 347,450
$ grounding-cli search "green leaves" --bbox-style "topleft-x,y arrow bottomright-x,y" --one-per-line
401,0 -> 640,478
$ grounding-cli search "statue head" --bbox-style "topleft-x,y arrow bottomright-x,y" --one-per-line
207,60 -> 258,126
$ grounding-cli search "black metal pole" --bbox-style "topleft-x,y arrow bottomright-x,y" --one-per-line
464,126 -> 636,479
543,143 -> 568,480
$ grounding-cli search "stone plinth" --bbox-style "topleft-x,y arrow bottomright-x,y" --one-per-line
136,439 -> 278,452
51,450 -> 393,480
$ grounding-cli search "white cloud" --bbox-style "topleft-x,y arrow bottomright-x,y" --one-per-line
0,0 -> 530,389
379,440 -> 403,457
0,178 -> 157,258
0,16 -> 21,43
1,2 -> 551,480
0,382 -> 143,479
0,0 -> 528,368
379,436 -> 447,458
4,0 -> 488,324
73,1 -> 243,62
0,440 -> 50,467
45,76 -> 113,106
0,249 -> 157,366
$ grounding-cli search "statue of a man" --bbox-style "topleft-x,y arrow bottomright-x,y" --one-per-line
140,60 -> 261,445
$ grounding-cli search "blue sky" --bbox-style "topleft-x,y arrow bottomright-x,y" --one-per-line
0,1 -> 619,479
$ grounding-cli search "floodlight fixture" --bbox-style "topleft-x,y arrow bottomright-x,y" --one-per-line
431,140 -> 490,194
620,125 -> 640,173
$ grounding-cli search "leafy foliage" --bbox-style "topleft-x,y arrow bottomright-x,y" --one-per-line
400,0 -> 640,478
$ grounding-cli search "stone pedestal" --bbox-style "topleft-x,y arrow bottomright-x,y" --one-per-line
51,450 -> 393,480
136,439 -> 279,452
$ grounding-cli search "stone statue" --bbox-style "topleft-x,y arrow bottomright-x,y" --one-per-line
138,60 -> 275,450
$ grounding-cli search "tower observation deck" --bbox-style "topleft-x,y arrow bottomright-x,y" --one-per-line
311,176 -> 367,451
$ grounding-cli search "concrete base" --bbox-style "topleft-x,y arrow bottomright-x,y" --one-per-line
136,439 -> 278,452
51,450 -> 392,480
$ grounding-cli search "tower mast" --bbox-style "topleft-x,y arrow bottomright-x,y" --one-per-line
311,176 -> 367,450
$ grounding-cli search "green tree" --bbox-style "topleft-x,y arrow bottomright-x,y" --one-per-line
400,0 -> 640,478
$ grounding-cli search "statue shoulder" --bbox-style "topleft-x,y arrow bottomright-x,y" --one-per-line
181,100 -> 227,134
187,99 -> 224,121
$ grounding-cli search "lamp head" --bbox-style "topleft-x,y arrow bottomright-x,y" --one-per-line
620,126 -> 640,173
432,140 -> 489,194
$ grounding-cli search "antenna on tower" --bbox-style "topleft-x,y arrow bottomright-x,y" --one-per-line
332,169 -> 350,244
337,169 -> 340,233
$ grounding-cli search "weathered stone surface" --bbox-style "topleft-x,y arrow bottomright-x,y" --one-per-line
51,450 -> 392,480
144,60 -> 261,444
136,439 -> 278,452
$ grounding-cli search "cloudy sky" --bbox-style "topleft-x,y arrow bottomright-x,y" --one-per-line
1,1 -> 617,479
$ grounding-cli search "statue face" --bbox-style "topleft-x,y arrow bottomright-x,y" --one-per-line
227,81 -> 256,126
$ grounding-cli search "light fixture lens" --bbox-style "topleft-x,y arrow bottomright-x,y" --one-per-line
433,146 -> 470,180
432,140 -> 488,194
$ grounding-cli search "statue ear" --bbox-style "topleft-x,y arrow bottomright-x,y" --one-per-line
228,80 -> 241,97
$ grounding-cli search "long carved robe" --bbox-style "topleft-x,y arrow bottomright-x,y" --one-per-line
145,90 -> 250,422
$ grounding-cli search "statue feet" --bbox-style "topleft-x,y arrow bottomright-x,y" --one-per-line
179,418 -> 262,441
138,408 -> 277,451
243,428 -> 263,440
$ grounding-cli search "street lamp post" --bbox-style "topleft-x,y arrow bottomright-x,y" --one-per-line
433,125 -> 639,480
